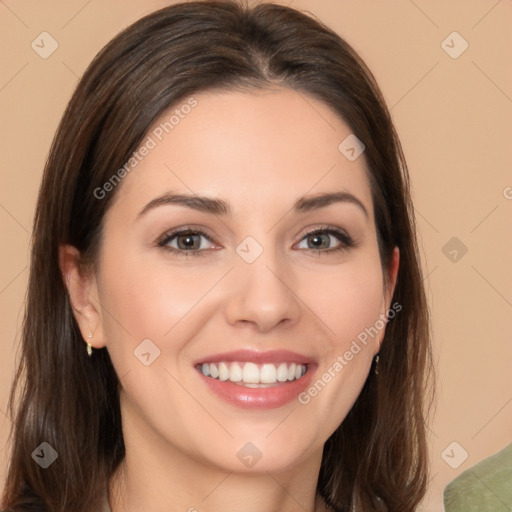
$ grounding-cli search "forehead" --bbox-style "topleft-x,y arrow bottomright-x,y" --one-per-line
107,87 -> 373,220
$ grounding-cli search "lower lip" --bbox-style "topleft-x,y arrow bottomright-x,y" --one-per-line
196,365 -> 316,409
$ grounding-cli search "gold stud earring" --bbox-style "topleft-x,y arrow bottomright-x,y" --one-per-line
374,354 -> 380,375
87,331 -> 93,357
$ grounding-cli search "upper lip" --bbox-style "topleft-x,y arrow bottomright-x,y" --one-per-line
194,349 -> 316,366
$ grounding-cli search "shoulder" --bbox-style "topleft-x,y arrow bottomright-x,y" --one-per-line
443,442 -> 512,511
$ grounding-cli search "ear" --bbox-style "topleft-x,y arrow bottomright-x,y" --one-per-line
376,246 -> 400,354
59,244 -> 107,350
385,246 -> 400,309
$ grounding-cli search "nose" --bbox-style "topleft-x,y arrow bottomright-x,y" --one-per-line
223,246 -> 302,333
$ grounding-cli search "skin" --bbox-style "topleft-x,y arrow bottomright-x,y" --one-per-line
61,87 -> 399,512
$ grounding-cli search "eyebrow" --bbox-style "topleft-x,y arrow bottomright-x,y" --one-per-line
137,190 -> 369,219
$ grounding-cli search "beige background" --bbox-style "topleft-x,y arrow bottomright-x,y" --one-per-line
1,1 -> 511,510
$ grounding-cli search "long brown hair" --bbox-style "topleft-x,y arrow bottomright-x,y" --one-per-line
2,1 -> 434,510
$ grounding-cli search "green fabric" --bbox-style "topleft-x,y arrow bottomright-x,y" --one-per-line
444,442 -> 512,511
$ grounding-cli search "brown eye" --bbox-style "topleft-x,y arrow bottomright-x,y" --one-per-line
295,227 -> 354,254
157,228 -> 215,257
174,233 -> 202,250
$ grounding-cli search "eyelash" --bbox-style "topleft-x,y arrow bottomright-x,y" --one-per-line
156,225 -> 355,258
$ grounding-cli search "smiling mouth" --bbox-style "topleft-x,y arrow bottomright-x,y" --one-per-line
196,361 -> 309,388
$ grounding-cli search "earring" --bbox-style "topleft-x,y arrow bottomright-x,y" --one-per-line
374,354 -> 380,375
86,331 -> 93,357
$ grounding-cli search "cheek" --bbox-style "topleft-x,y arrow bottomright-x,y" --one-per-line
333,270 -> 385,343
306,253 -> 386,350
95,244 -> 207,369
297,253 -> 385,430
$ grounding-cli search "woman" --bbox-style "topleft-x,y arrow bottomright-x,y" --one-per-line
1,1 -> 434,511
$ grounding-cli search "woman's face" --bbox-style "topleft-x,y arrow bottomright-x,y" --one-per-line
86,87 -> 398,473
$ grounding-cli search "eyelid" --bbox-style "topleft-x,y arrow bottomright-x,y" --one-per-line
156,224 -> 355,256
293,225 -> 354,252
156,226 -> 217,249
294,224 -> 351,242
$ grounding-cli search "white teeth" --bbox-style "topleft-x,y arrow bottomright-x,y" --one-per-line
287,363 -> 296,381
218,362 -> 229,381
260,364 -> 277,384
198,361 -> 308,385
209,363 -> 219,379
243,362 -> 260,384
229,361 -> 242,382
276,362 -> 288,382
